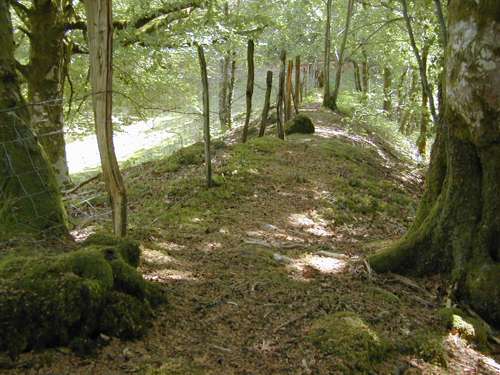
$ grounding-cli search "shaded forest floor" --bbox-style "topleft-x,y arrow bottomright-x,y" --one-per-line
3,104 -> 500,374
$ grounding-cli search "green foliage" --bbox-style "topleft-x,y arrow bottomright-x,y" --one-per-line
307,312 -> 388,373
0,236 -> 164,357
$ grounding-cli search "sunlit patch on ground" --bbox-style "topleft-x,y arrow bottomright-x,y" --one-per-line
70,226 -> 96,242
155,241 -> 186,252
143,269 -> 197,283
141,248 -> 177,265
288,211 -> 333,237
286,252 -> 352,279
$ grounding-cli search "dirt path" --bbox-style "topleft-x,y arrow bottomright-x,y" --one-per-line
4,107 -> 499,375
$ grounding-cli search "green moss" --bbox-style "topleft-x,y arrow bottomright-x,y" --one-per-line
307,312 -> 388,372
367,286 -> 400,304
285,114 -> 315,135
437,307 -> 490,347
0,238 -> 164,357
401,330 -> 447,366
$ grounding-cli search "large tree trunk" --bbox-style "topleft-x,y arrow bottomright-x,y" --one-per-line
330,0 -> 354,110
0,1 -> 67,241
322,0 -> 332,106
84,0 -> 127,237
369,0 -> 500,326
27,0 -> 72,187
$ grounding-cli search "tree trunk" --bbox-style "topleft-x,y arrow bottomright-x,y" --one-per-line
417,42 -> 431,156
322,0 -> 332,106
369,0 -> 500,326
227,58 -> 236,128
399,69 -> 418,134
218,54 -> 230,131
241,39 -> 254,143
197,44 -> 212,187
352,60 -> 362,92
361,45 -> 370,95
27,0 -> 72,187
276,50 -> 286,140
396,67 -> 408,118
383,66 -> 392,113
400,0 -> 438,125
84,0 -> 127,237
259,71 -> 273,137
295,56 -> 301,105
285,60 -> 293,121
330,0 -> 354,110
0,1 -> 67,241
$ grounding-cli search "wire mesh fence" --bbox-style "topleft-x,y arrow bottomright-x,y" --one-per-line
0,62 -> 315,246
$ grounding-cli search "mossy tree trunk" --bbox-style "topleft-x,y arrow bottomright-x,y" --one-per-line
369,0 -> 500,326
0,1 -> 68,240
27,0 -> 72,187
285,59 -> 293,121
417,42 -> 431,156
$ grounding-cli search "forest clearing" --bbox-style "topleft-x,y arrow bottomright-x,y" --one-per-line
1,0 -> 499,374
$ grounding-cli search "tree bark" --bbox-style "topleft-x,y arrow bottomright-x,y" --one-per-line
258,71 -> 273,137
196,44 -> 212,187
27,0 -> 72,187
323,0 -> 332,106
276,50 -> 286,140
330,0 -> 354,110
0,0 -> 67,241
369,0 -> 500,326
84,0 -> 127,237
241,39 -> 254,143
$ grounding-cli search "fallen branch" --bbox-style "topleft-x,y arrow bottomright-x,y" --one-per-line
64,174 -> 101,195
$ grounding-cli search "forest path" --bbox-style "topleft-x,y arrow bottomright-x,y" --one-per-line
10,106 -> 500,374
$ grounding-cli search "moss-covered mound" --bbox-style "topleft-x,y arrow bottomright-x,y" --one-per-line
307,312 -> 387,372
285,114 -> 315,135
0,235 -> 164,357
